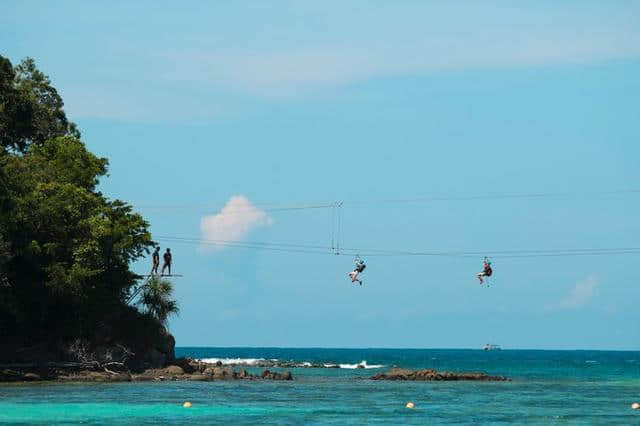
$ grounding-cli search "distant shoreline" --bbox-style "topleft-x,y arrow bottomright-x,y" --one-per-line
176,346 -> 640,352
0,359 -> 511,384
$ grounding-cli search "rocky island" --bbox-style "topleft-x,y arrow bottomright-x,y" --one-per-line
371,368 -> 510,381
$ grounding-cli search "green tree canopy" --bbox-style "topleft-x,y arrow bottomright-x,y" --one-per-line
2,136 -> 154,341
0,55 -> 79,153
0,57 -> 169,351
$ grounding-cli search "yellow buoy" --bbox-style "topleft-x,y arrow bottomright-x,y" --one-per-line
406,402 -> 415,409
632,402 -> 640,410
183,401 -> 192,408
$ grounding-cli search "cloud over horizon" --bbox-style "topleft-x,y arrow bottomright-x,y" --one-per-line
200,195 -> 273,250
552,276 -> 598,311
165,29 -> 640,97
26,1 -> 638,120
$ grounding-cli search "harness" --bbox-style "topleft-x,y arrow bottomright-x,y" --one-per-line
484,264 -> 492,276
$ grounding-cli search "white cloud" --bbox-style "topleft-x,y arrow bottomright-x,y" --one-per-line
556,276 -> 598,310
48,2 -> 640,119
200,195 -> 273,250
163,30 -> 640,97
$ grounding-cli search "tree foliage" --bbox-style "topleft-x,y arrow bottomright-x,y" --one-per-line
139,277 -> 180,325
0,56 -> 173,350
0,56 -> 79,153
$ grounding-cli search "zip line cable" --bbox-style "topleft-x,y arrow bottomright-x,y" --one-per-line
155,235 -> 330,250
353,248 -> 640,258
145,189 -> 640,260
153,235 -> 640,259
159,237 -> 330,255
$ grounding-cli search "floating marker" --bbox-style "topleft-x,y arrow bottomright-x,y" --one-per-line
406,402 -> 415,409
632,402 -> 640,410
183,401 -> 192,408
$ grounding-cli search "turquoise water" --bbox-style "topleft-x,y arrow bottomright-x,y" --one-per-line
1,348 -> 639,424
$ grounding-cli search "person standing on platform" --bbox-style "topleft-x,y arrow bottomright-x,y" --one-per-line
161,248 -> 172,276
151,246 -> 160,275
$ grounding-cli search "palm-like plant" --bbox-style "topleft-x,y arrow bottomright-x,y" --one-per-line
138,277 -> 179,325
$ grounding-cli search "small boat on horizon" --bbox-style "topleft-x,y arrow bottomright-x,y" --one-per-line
483,344 -> 501,351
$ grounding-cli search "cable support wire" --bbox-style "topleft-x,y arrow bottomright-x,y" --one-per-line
345,189 -> 640,206
336,201 -> 343,255
330,203 -> 335,251
133,202 -> 335,212
131,189 -> 640,211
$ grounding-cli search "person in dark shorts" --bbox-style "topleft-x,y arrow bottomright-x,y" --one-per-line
477,257 -> 492,285
151,246 -> 160,275
348,257 -> 366,285
161,248 -> 172,276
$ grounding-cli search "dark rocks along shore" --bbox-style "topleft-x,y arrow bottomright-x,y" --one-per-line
0,358 -> 293,383
1,359 -> 509,384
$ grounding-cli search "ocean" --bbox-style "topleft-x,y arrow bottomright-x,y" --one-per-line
1,348 -> 638,424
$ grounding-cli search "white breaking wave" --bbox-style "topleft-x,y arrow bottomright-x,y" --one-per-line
197,357 -> 266,365
336,360 -> 384,369
194,357 -> 385,369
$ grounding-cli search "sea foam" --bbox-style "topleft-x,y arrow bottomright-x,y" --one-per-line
335,360 -> 384,369
197,357 -> 266,366
195,357 -> 384,369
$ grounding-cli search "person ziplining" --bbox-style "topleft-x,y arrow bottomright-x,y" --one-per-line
476,257 -> 493,285
348,256 -> 366,285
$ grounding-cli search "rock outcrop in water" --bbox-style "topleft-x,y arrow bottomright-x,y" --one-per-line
370,368 -> 509,381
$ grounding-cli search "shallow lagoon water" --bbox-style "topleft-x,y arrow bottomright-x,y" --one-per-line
1,348 -> 638,424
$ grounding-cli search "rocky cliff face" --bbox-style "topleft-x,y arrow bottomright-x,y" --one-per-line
1,306 -> 177,372
62,323 -> 176,371
142,327 -> 175,369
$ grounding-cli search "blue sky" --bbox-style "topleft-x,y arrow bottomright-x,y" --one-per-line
3,1 -> 639,349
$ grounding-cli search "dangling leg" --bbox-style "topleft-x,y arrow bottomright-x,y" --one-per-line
477,272 -> 484,284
